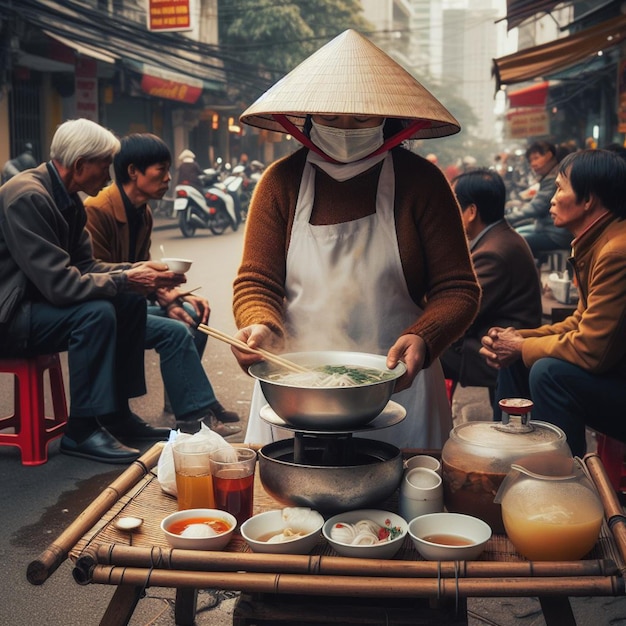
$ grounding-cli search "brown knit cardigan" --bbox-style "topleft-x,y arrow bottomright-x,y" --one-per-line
233,147 -> 480,366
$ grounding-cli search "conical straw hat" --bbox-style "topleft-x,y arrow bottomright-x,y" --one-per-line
240,29 -> 460,140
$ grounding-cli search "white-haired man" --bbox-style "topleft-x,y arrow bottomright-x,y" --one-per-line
0,119 -> 185,464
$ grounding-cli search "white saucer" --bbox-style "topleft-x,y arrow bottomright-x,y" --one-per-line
259,400 -> 406,434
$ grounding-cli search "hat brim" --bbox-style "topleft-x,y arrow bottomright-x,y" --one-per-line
240,30 -> 460,140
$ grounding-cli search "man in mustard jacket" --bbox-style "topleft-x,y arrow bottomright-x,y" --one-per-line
480,149 -> 626,456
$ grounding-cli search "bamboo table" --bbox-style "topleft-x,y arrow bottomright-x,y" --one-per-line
27,443 -> 626,626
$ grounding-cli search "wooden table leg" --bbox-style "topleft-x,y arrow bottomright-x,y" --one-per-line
98,584 -> 144,626
539,597 -> 576,626
175,587 -> 198,626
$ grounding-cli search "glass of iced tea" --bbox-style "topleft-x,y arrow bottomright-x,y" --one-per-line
172,440 -> 215,510
209,447 -> 257,527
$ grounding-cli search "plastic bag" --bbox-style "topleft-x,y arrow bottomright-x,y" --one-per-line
157,423 -> 233,496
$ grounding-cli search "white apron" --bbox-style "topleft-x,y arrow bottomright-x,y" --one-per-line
244,152 -> 452,448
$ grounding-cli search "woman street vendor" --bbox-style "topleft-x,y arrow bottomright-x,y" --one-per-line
231,30 -> 480,449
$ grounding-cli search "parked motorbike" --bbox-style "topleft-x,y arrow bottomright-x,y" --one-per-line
174,168 -> 239,237
224,161 -> 265,220
221,165 -> 248,223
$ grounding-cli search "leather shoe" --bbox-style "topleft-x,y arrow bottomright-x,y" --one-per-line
203,414 -> 242,438
103,412 -> 172,443
208,402 -> 241,423
176,415 -> 242,438
60,428 -> 140,464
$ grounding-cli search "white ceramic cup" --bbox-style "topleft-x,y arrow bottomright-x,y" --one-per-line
404,454 -> 442,476
399,467 -> 444,522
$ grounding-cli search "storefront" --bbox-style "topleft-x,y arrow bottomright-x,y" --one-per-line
493,12 -> 626,147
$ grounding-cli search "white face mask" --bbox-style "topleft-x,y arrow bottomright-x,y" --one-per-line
310,120 -> 385,163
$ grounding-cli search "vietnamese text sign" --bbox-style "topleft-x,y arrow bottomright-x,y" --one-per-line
506,108 -> 549,139
75,57 -> 98,122
147,0 -> 192,32
141,74 -> 202,103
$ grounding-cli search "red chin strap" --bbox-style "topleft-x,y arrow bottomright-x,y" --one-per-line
272,114 -> 432,163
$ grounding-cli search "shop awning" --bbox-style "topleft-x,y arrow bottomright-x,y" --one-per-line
44,30 -> 119,65
497,1 -> 564,31
13,0 -> 226,90
507,81 -> 550,108
493,14 -> 626,90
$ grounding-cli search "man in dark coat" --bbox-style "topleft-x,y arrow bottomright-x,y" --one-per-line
441,168 -> 543,402
0,119 -> 185,464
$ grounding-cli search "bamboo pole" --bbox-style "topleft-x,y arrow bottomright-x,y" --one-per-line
585,453 -> 626,566
73,543 -> 618,583
27,442 -> 164,585
87,565 -> 624,599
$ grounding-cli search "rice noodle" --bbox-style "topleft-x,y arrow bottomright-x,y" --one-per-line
267,365 -> 393,388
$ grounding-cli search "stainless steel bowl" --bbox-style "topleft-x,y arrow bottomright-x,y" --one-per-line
249,351 -> 406,429
258,438 -> 403,515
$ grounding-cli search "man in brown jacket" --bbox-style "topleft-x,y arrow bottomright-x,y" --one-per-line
85,133 -> 240,437
441,169 -> 542,404
481,149 -> 626,456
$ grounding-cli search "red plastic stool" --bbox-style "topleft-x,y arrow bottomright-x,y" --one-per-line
444,379 -> 455,405
595,433 -> 626,494
0,353 -> 68,466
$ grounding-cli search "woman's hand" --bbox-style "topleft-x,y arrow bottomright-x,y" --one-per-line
386,334 -> 427,392
232,324 -> 284,373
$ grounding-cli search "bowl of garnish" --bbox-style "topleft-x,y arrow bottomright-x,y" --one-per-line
408,512 -> 492,561
161,508 -> 236,550
240,507 -> 324,555
322,509 -> 407,559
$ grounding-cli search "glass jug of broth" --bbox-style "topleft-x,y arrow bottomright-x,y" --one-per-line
494,455 -> 604,561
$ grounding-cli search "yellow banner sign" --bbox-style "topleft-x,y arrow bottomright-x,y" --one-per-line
147,0 -> 192,32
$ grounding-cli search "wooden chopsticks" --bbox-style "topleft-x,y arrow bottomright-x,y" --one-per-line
197,324 -> 309,373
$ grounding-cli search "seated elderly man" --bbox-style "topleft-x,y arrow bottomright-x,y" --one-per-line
507,140 -> 573,259
441,169 -> 542,404
85,133 -> 240,437
0,119 -> 185,464
480,149 -> 626,456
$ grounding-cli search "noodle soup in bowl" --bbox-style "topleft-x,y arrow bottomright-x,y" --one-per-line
249,351 -> 406,429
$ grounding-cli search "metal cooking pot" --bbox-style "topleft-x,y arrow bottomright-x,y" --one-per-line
259,438 -> 403,514
248,351 -> 406,429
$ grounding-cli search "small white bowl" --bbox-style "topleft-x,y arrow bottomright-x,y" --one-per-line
322,509 -> 408,559
408,512 -> 491,561
240,508 -> 324,555
161,257 -> 193,273
161,508 -> 236,551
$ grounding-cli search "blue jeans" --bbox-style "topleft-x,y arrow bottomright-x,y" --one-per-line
145,305 -> 215,420
515,224 -> 572,256
495,357 -> 626,456
2,294 -> 147,417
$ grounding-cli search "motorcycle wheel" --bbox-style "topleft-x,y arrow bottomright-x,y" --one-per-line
179,211 -> 196,238
208,209 -> 230,235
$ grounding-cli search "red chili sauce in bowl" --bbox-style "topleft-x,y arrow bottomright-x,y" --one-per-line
167,516 -> 232,536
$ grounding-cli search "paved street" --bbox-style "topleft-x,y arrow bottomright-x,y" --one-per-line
2,216 -> 626,625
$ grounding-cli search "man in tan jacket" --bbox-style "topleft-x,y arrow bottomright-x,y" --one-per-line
480,149 -> 626,456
